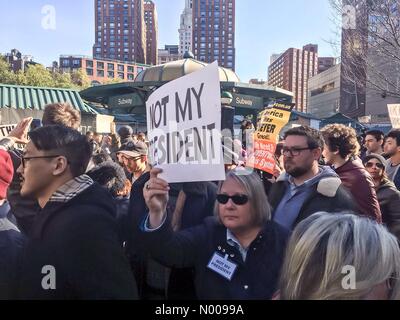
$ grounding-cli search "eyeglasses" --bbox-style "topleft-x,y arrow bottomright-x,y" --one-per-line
216,194 -> 249,205
365,162 -> 384,169
21,155 -> 62,168
281,147 -> 312,157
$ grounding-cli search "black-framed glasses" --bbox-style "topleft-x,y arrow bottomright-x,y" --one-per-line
21,155 -> 62,168
281,147 -> 312,157
216,194 -> 249,205
365,162 -> 384,169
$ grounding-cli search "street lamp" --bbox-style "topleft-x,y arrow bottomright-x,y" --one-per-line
221,91 -> 234,135
221,91 -> 233,106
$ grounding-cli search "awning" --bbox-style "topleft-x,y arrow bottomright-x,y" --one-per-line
0,83 -> 98,114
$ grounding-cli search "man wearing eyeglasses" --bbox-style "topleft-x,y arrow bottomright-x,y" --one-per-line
268,126 -> 355,231
117,141 -> 149,184
15,125 -> 138,299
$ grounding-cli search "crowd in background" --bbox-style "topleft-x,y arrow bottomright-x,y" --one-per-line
0,102 -> 400,300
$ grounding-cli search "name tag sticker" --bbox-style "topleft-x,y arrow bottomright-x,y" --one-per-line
207,252 -> 238,281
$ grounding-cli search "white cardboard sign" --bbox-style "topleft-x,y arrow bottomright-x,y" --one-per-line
388,104 -> 400,129
146,62 -> 225,183
0,124 -> 17,138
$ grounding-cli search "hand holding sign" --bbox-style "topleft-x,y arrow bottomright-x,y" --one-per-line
8,117 -> 33,145
144,168 -> 170,229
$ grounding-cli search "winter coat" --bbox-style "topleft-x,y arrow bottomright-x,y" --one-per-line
376,179 -> 400,240
269,167 -> 356,229
124,172 -> 217,300
335,158 -> 382,222
16,183 -> 138,300
394,170 -> 400,191
138,216 -> 289,300
0,202 -> 25,299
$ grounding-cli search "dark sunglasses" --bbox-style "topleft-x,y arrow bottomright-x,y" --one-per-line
365,162 -> 384,169
216,194 -> 249,205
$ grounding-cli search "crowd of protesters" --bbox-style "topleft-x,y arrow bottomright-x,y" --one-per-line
1,102 -> 400,300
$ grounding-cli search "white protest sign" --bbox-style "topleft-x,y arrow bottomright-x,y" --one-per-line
146,61 -> 225,183
0,124 -> 17,138
388,104 -> 400,129
96,114 -> 115,133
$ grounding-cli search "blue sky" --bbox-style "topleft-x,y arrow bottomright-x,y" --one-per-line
0,0 -> 339,82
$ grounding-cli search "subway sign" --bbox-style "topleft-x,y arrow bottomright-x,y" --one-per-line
108,93 -> 143,108
231,94 -> 264,109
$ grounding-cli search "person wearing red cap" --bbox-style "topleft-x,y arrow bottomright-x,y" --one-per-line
0,149 -> 25,299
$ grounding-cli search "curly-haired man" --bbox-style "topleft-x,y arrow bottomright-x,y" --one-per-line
321,124 -> 382,222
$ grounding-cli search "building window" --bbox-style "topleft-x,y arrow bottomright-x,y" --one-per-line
86,68 -> 93,76
127,73 -> 134,81
86,60 -> 93,68
97,62 -> 104,69
107,63 -> 114,70
97,70 -> 104,77
108,71 -> 114,78
127,66 -> 134,73
118,72 -> 124,79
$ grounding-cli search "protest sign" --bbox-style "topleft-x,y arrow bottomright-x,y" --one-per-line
248,103 -> 294,174
0,124 -> 17,138
146,61 -> 225,183
388,104 -> 400,129
95,115 -> 115,134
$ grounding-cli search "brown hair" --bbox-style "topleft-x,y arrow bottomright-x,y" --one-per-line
42,103 -> 81,130
321,124 -> 360,159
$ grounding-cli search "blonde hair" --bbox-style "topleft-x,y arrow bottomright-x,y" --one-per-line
279,212 -> 400,300
214,168 -> 271,226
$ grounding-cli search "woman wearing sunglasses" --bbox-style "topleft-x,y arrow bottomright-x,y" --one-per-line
363,154 -> 400,241
139,167 -> 289,300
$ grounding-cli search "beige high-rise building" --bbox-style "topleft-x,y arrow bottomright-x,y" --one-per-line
179,0 -> 193,57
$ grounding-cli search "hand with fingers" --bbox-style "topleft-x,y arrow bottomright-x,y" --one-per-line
143,168 -> 170,229
8,117 -> 33,145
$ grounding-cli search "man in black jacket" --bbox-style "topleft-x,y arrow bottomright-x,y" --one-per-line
269,126 -> 355,231
15,125 -> 138,299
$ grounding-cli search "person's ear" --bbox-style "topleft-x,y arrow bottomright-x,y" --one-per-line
52,156 -> 69,176
312,147 -> 322,160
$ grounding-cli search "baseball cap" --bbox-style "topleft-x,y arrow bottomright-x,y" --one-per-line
364,153 -> 388,168
118,125 -> 133,139
118,141 -> 148,158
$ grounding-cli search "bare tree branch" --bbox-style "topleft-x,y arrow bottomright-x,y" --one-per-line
329,0 -> 400,99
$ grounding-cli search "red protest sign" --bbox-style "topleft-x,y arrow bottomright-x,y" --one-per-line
247,138 -> 277,174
